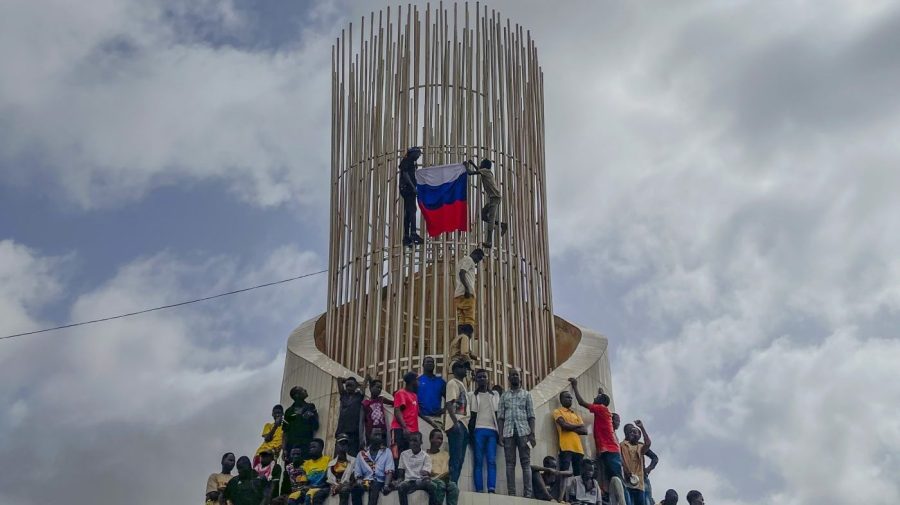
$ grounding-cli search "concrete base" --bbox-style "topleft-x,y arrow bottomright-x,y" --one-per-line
281,313 -> 613,499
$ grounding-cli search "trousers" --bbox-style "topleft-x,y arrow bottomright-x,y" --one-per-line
432,479 -> 459,505
446,422 -> 468,484
402,193 -> 417,238
481,197 -> 501,246
472,428 -> 498,492
503,434 -> 533,497
397,479 -> 437,505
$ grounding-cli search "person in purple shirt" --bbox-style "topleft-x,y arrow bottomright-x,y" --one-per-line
417,356 -> 446,427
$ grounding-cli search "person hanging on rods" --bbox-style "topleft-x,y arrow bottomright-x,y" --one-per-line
464,159 -> 508,249
399,146 -> 424,247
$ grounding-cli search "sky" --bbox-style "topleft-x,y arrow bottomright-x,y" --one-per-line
1,0 -> 899,504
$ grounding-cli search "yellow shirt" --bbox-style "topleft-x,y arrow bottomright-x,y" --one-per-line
620,440 -> 645,490
430,450 -> 450,477
552,407 -> 585,454
255,422 -> 284,456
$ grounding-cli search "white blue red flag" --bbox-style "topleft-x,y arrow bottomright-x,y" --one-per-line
416,162 -> 468,237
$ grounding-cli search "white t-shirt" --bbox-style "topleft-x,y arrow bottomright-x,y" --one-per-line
398,449 -> 432,480
472,391 -> 498,431
443,378 -> 469,427
454,256 -> 478,297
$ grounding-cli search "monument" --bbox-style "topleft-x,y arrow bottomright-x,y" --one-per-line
282,3 -> 614,499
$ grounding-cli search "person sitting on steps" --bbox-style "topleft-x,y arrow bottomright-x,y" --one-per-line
464,158 -> 508,249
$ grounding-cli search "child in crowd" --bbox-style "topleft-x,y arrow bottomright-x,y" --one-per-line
427,429 -> 459,505
396,432 -> 437,505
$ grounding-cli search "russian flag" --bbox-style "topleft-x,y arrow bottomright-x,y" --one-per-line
416,162 -> 468,237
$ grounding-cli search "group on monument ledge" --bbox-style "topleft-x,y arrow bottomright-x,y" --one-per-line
205,358 -> 705,505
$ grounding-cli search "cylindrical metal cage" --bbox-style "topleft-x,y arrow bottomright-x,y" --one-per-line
325,3 -> 554,389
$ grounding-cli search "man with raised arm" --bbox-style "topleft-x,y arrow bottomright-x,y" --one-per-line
464,159 -> 508,249
567,378 -> 624,492
620,421 -> 652,505
336,376 -> 365,455
451,248 -> 484,361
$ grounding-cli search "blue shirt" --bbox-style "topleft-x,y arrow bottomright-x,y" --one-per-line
417,374 -> 446,416
352,448 -> 395,483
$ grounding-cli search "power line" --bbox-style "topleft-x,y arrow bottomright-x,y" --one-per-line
0,269 -> 328,341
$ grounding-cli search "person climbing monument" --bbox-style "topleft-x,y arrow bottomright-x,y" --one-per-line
399,147 -> 424,247
464,159 -> 507,249
452,248 -> 484,361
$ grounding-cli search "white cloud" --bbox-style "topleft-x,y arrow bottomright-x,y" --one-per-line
0,240 -> 325,504
0,0 -> 336,210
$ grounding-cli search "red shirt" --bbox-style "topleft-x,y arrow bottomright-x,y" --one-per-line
588,403 -> 620,454
390,389 -> 420,432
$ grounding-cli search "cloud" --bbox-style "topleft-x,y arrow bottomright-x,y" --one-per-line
0,0 -> 337,210
0,240 -> 325,505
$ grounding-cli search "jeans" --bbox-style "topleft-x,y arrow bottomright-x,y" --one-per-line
597,452 -> 624,482
402,193 -> 417,238
446,422 -> 468,484
433,479 -> 459,505
626,488 -> 644,505
472,428 -> 498,492
558,450 -> 583,475
503,434 -> 533,497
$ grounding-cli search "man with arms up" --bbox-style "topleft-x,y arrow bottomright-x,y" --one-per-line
567,378 -> 625,501
620,421 -> 652,505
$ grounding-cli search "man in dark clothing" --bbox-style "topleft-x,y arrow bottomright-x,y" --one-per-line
283,386 -> 319,463
224,456 -> 271,505
337,376 -> 365,455
399,147 -> 424,247
531,456 -> 571,501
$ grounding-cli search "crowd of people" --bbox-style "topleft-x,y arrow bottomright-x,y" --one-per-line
205,358 -> 705,505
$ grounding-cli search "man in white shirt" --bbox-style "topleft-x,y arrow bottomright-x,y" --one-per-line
451,248 -> 484,360
469,368 -> 500,493
396,432 -> 437,505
